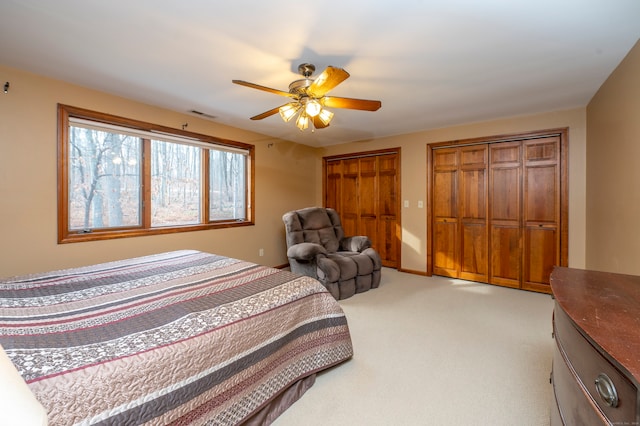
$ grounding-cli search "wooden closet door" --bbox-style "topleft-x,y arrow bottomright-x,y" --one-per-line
428,129 -> 566,294
378,154 -> 399,267
325,160 -> 342,212
459,146 -> 488,282
358,157 -> 379,249
340,158 -> 359,237
433,148 -> 459,277
489,142 -> 522,288
324,150 -> 400,268
522,137 -> 560,292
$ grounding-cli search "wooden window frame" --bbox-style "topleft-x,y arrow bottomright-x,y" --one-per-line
57,104 -> 255,243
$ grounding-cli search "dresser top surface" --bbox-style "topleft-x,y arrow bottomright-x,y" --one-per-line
551,266 -> 640,384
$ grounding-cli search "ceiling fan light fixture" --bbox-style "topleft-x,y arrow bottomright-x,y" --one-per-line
233,63 -> 381,132
296,112 -> 310,131
318,108 -> 334,126
304,99 -> 322,117
279,103 -> 300,122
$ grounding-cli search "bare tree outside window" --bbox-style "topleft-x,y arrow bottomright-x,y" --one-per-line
151,140 -> 201,226
68,127 -> 141,230
58,104 -> 254,243
210,150 -> 246,220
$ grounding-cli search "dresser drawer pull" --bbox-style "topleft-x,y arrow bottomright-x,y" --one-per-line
594,373 -> 619,407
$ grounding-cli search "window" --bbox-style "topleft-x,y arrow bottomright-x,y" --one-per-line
58,104 -> 254,243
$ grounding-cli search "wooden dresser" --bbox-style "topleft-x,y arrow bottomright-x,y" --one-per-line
550,267 -> 640,425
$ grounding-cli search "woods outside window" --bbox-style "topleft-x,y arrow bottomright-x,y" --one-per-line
58,104 -> 254,243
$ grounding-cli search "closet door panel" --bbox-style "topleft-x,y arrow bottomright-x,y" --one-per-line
358,157 -> 377,210
525,138 -> 558,163
434,149 -> 458,168
523,137 -> 560,291
489,142 -> 522,287
379,170 -> 397,222
490,226 -> 521,288
378,155 -> 398,266
460,146 -> 486,166
525,165 -> 558,223
433,173 -> 458,277
325,161 -> 342,211
491,168 -> 520,221
433,148 -> 459,277
379,217 -> 398,267
434,219 -> 458,277
459,145 -> 488,281
341,160 -> 359,237
460,169 -> 486,219
378,155 -> 398,216
359,157 -> 378,244
489,167 -> 521,287
523,226 -> 557,292
433,171 -> 457,218
433,148 -> 458,220
460,223 -> 487,280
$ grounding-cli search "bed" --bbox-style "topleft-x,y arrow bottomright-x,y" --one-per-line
0,250 -> 353,425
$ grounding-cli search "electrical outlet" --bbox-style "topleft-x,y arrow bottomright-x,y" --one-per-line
259,248 -> 264,257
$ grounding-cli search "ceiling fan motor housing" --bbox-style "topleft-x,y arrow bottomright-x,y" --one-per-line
288,78 -> 313,96
288,63 -> 317,96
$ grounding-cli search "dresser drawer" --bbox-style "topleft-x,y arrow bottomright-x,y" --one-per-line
554,306 -> 638,423
552,345 -> 607,425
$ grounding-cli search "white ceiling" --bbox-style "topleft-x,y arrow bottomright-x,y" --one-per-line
1,1 -> 639,147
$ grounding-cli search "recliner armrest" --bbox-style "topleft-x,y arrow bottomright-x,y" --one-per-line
340,236 -> 372,252
287,242 -> 327,261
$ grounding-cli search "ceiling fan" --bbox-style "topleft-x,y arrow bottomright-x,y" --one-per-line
232,63 -> 382,131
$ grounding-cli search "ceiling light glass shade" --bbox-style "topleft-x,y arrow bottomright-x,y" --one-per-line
317,108 -> 334,126
279,103 -> 300,122
304,99 -> 322,117
296,112 -> 309,131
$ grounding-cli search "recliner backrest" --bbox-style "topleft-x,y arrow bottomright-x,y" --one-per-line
283,207 -> 345,253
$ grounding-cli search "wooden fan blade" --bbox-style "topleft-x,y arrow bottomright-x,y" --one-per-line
232,80 -> 294,98
312,115 -> 330,129
250,106 -> 283,120
307,66 -> 350,98
322,96 -> 382,111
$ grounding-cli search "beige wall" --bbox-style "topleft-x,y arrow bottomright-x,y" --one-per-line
0,63 -> 593,278
0,65 -> 318,276
5,38 -> 639,279
318,108 -> 588,273
586,41 -> 640,274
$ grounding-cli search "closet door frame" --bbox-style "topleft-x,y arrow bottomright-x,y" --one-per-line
426,128 -> 569,283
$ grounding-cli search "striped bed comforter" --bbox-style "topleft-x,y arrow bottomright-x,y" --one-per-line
0,250 -> 353,425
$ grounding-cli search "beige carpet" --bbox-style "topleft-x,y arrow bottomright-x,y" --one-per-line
274,268 -> 555,426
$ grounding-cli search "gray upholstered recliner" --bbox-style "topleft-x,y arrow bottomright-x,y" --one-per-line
282,207 -> 382,300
